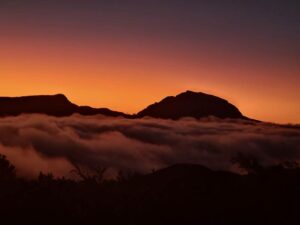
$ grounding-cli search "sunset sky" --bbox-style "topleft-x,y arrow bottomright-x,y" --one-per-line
0,0 -> 299,123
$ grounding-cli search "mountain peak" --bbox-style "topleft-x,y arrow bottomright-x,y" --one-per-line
177,91 -> 228,102
51,94 -> 73,104
137,91 -> 245,120
179,90 -> 201,96
53,93 -> 68,99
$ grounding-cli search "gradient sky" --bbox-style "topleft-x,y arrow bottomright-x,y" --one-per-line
0,0 -> 299,123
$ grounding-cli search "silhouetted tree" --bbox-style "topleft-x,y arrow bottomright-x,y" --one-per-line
117,170 -> 141,182
38,172 -> 55,184
231,152 -> 263,174
71,163 -> 107,184
0,154 -> 16,181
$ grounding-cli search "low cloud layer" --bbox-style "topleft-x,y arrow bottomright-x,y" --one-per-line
0,114 -> 299,178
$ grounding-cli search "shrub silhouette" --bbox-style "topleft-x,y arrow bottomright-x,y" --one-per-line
0,154 -> 16,181
71,163 -> 107,184
231,152 -> 263,173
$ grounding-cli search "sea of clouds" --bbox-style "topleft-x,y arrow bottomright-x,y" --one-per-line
0,114 -> 299,178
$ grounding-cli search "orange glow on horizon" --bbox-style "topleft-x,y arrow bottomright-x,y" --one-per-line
1,34 -> 299,124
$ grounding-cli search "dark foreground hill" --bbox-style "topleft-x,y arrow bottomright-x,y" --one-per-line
0,91 -> 249,120
1,154 -> 300,225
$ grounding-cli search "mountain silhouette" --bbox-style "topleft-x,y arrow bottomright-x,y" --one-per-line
137,90 -> 246,119
0,91 -> 248,120
0,94 -> 127,117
